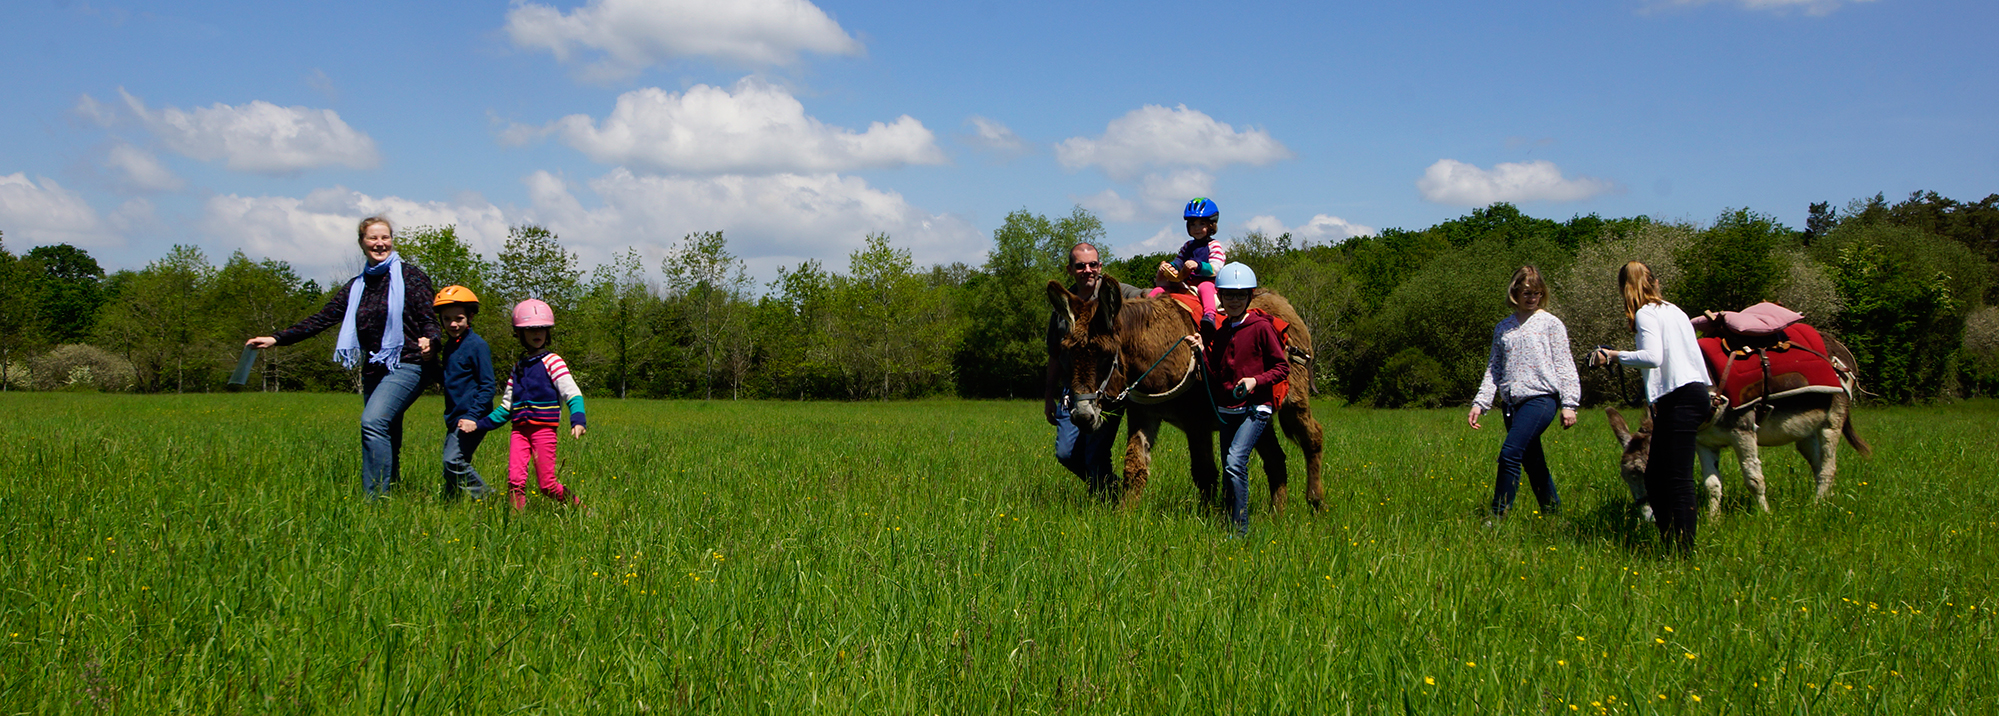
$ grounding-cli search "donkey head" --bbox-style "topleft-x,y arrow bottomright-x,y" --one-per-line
1046,277 -> 1125,432
1605,406 -> 1656,522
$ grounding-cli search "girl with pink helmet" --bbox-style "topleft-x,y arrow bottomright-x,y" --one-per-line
473,298 -> 588,511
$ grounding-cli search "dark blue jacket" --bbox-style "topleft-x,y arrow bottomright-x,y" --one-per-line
436,329 -> 496,423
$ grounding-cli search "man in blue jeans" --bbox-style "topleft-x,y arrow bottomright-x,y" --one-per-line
1045,242 -> 1143,493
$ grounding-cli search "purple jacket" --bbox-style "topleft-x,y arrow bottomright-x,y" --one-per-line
273,263 -> 440,366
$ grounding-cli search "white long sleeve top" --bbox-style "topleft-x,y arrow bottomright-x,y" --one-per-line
1473,310 -> 1582,410
1618,301 -> 1708,403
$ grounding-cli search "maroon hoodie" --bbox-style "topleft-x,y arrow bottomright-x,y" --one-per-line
1206,310 -> 1289,409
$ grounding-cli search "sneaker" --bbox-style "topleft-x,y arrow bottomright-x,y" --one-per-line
1201,314 -> 1219,333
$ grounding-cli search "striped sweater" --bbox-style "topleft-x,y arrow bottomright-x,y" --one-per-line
1174,238 -> 1228,281
479,351 -> 587,430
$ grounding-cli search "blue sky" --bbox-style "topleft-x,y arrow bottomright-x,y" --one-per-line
3,0 -> 1993,284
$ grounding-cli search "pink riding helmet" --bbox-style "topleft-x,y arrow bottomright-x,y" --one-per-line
512,298 -> 556,328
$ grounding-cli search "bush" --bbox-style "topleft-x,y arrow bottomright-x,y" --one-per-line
1958,306 -> 1999,397
30,344 -> 136,392
1672,208 -> 1796,316
1823,225 -> 1984,402
1554,221 -> 1696,405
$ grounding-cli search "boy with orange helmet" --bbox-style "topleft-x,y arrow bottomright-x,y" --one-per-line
432,285 -> 494,501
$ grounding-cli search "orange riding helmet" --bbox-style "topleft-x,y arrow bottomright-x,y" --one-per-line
433,285 -> 481,310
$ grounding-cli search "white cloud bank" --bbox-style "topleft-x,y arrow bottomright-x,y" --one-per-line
105,88 -> 379,174
201,188 -> 513,278
0,173 -> 145,248
525,169 -> 979,276
505,0 -> 862,79
963,115 -> 1026,155
1057,104 -> 1291,181
184,169 -> 979,284
1242,214 -> 1376,244
517,79 -> 945,175
1075,169 -> 1216,223
104,143 -> 185,192
1652,0 -> 1875,15
1416,159 -> 1615,206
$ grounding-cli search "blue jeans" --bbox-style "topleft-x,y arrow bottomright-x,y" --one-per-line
440,423 -> 489,500
1493,395 -> 1561,516
1053,396 -> 1122,490
1219,407 -> 1272,536
359,363 -> 426,498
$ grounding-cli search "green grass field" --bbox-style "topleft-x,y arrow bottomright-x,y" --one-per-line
1,393 -> 1994,714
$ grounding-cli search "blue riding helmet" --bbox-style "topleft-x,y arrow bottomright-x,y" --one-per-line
1184,197 -> 1219,220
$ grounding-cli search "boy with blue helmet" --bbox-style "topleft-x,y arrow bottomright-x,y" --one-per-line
1148,197 -> 1228,331
1186,261 -> 1288,537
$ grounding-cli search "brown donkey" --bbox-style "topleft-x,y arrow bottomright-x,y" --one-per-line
1047,276 -> 1326,512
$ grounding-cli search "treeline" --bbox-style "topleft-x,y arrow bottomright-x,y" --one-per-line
3,191 -> 1996,405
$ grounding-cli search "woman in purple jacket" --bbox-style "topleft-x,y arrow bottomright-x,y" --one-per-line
247,216 -> 439,499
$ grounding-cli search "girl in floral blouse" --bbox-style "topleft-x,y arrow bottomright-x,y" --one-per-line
1467,266 -> 1581,519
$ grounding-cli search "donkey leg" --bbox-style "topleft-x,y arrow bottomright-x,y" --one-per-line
1798,422 -> 1840,503
1254,427 -> 1289,517
1122,412 -> 1162,510
1733,429 -> 1770,513
1697,443 -> 1726,516
1280,401 -> 1327,511
1187,423 -> 1221,510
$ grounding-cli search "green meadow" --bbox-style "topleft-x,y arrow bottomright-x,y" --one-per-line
1,393 -> 1993,714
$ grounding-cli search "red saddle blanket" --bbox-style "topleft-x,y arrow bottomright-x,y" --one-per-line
1165,292 -> 1201,320
1697,322 -> 1844,406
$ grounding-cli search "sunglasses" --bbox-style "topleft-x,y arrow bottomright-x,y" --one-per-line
1071,260 -> 1102,271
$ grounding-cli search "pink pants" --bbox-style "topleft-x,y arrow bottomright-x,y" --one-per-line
508,426 -> 570,509
1147,281 -> 1219,322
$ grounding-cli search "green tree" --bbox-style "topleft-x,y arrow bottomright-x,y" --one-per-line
1672,208 -> 1795,316
824,234 -> 959,399
1822,224 -> 1988,402
26,243 -> 106,344
399,225 -> 491,295
661,231 -> 752,400
955,206 -> 1105,398
494,225 -> 581,313
0,233 -> 46,390
578,247 -> 659,398
95,245 -> 216,392
752,260 -> 837,399
207,252 -> 325,392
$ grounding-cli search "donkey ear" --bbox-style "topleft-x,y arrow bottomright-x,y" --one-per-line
1046,280 -> 1074,323
1094,276 -> 1123,331
1605,406 -> 1631,447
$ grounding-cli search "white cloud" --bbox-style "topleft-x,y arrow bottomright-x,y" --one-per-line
1137,169 -> 1214,213
531,79 -> 945,175
0,174 -> 125,248
1056,105 -> 1292,181
521,169 -> 981,277
1652,0 -> 1875,15
505,0 -> 862,80
963,115 -> 1025,155
104,143 -> 184,192
1076,189 -> 1140,223
1416,159 -> 1615,206
73,94 -> 119,127
1074,170 -> 1213,224
201,188 -> 511,280
1242,214 -> 1376,245
116,88 -> 380,174
1122,224 -> 1187,256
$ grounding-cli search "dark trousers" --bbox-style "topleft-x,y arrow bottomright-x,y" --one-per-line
1647,383 -> 1708,552
1492,395 -> 1561,516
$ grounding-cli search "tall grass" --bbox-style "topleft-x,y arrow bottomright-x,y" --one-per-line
0,394 -> 1993,713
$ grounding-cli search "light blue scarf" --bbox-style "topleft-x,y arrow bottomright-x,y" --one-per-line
333,252 -> 404,372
